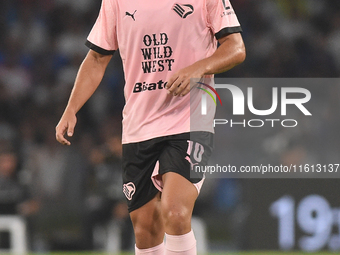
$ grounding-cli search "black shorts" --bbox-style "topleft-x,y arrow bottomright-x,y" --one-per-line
122,132 -> 213,212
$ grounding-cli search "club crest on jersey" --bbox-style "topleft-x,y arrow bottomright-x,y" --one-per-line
123,182 -> 136,200
172,3 -> 194,19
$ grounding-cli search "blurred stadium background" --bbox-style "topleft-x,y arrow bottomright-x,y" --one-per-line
0,0 -> 340,254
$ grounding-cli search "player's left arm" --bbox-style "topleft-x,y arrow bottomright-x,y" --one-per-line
166,32 -> 245,96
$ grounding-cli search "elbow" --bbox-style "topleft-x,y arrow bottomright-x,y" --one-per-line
235,43 -> 246,66
88,49 -> 113,66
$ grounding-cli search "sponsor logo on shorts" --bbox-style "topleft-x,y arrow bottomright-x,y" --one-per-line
185,156 -> 198,170
123,182 -> 136,200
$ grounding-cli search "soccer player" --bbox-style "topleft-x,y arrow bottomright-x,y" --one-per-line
56,0 -> 245,254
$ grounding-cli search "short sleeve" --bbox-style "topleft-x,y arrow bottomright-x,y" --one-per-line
206,0 -> 242,40
85,0 -> 118,55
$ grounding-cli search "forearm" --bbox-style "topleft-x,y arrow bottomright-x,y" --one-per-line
201,33 -> 246,75
56,50 -> 112,145
165,33 -> 245,96
65,50 -> 112,114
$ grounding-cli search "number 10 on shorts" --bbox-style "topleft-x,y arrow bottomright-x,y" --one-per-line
187,141 -> 204,163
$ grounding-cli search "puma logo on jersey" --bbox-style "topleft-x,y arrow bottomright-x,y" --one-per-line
126,10 -> 137,21
172,3 -> 194,19
123,182 -> 136,200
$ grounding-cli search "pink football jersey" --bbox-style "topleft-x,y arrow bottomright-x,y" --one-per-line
86,0 -> 242,144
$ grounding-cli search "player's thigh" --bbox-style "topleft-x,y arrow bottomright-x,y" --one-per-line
158,132 -> 213,185
161,172 -> 198,234
130,192 -> 164,248
162,171 -> 198,211
129,191 -> 162,226
122,139 -> 163,212
122,139 -> 166,248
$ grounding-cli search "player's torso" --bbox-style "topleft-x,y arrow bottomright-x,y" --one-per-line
112,0 -> 214,86
110,0 -> 216,143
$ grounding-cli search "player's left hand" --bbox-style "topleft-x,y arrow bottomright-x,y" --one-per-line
165,62 -> 205,97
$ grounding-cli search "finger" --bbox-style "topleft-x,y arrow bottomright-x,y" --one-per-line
168,79 -> 183,95
174,80 -> 190,96
56,133 -> 71,146
56,125 -> 71,146
165,75 -> 178,90
166,75 -> 183,94
179,83 -> 191,96
56,131 -> 71,145
67,122 -> 75,137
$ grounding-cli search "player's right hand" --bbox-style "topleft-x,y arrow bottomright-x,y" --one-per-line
55,111 -> 77,146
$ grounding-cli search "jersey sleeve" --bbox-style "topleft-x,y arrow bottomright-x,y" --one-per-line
206,0 -> 242,40
85,0 -> 118,55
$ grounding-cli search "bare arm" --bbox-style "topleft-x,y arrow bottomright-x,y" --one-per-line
56,49 -> 112,145
166,32 -> 246,96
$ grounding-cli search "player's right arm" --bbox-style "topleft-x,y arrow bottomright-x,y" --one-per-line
56,49 -> 112,145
